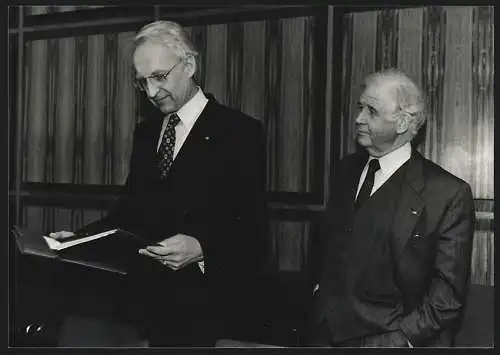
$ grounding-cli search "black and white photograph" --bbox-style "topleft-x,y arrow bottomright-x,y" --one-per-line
7,5 -> 494,348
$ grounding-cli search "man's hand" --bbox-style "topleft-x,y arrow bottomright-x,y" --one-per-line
138,233 -> 203,271
48,230 -> 75,240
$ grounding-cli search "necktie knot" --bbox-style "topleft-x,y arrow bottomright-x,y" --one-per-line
167,113 -> 181,128
368,159 -> 380,175
355,158 -> 380,211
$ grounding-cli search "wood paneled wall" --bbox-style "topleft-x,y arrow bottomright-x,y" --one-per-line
23,33 -> 138,186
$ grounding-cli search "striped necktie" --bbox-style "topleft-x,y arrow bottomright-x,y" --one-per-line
158,113 -> 181,179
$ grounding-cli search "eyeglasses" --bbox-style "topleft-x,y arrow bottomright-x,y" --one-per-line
133,59 -> 182,92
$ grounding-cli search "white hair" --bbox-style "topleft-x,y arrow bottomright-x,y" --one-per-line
134,20 -> 198,61
365,68 -> 426,137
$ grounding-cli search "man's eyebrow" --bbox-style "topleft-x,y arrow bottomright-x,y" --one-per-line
135,69 -> 168,79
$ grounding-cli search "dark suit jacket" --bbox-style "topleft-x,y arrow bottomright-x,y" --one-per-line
79,94 -> 267,313
312,149 -> 475,347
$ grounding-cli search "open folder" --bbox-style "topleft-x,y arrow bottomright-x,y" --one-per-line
12,225 -> 149,275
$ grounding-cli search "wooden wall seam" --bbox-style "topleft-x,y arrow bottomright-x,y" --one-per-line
14,6 -> 23,226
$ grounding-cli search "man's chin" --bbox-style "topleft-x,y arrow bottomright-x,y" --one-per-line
158,102 -> 176,115
356,136 -> 370,148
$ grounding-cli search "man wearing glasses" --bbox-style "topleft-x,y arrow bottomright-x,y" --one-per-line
49,20 -> 267,347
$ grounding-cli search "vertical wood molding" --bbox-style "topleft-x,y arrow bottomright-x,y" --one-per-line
205,24 -> 227,104
54,37 -> 76,183
376,9 -> 399,70
25,39 -> 48,182
340,13 -> 353,159
73,35 -> 87,184
441,7 -> 474,185
103,33 -> 118,185
345,12 -> 378,156
226,22 -> 244,110
471,6 -> 494,199
85,35 -> 105,184
420,6 -> 446,163
280,17 -> 306,192
115,32 -> 137,186
397,8 -> 423,86
241,21 -> 266,121
15,6 -> 24,224
323,6 -> 335,202
264,18 -> 282,193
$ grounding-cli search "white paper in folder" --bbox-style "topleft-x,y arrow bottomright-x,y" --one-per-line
43,229 -> 118,251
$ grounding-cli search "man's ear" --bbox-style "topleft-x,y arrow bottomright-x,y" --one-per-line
184,55 -> 197,79
395,114 -> 410,134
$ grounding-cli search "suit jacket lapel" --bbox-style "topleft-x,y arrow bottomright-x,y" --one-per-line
392,150 -> 426,262
167,99 -> 215,176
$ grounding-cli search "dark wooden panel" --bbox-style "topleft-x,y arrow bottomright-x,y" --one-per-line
160,6 -> 316,26
24,6 -> 154,26
9,6 -> 19,28
9,34 -> 17,191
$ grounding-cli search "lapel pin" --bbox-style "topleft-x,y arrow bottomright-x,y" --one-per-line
410,209 -> 418,215
204,136 -> 210,141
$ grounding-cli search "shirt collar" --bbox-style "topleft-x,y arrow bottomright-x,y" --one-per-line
167,87 -> 208,130
368,142 -> 412,176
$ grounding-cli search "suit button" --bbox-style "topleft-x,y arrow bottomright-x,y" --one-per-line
346,227 -> 353,233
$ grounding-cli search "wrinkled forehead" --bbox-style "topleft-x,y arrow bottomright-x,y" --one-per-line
133,40 -> 178,77
360,79 -> 398,111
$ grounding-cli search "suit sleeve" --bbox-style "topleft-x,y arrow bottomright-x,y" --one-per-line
399,183 -> 475,346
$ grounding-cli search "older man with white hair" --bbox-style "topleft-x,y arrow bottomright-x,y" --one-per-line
304,68 -> 475,347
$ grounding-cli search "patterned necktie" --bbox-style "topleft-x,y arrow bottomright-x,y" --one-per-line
158,113 -> 181,179
355,159 -> 380,211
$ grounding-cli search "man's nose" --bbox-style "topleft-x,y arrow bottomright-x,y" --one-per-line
145,80 -> 160,99
355,110 -> 367,124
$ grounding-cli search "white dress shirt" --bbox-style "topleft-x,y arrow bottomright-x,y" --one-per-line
355,142 -> 412,200
156,87 -> 208,273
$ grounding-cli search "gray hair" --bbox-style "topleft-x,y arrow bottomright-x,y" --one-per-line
365,68 -> 426,137
134,20 -> 198,61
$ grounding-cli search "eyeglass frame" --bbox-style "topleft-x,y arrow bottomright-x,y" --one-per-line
133,58 -> 183,92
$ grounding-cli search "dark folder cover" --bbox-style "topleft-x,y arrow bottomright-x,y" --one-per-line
12,225 -> 148,275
